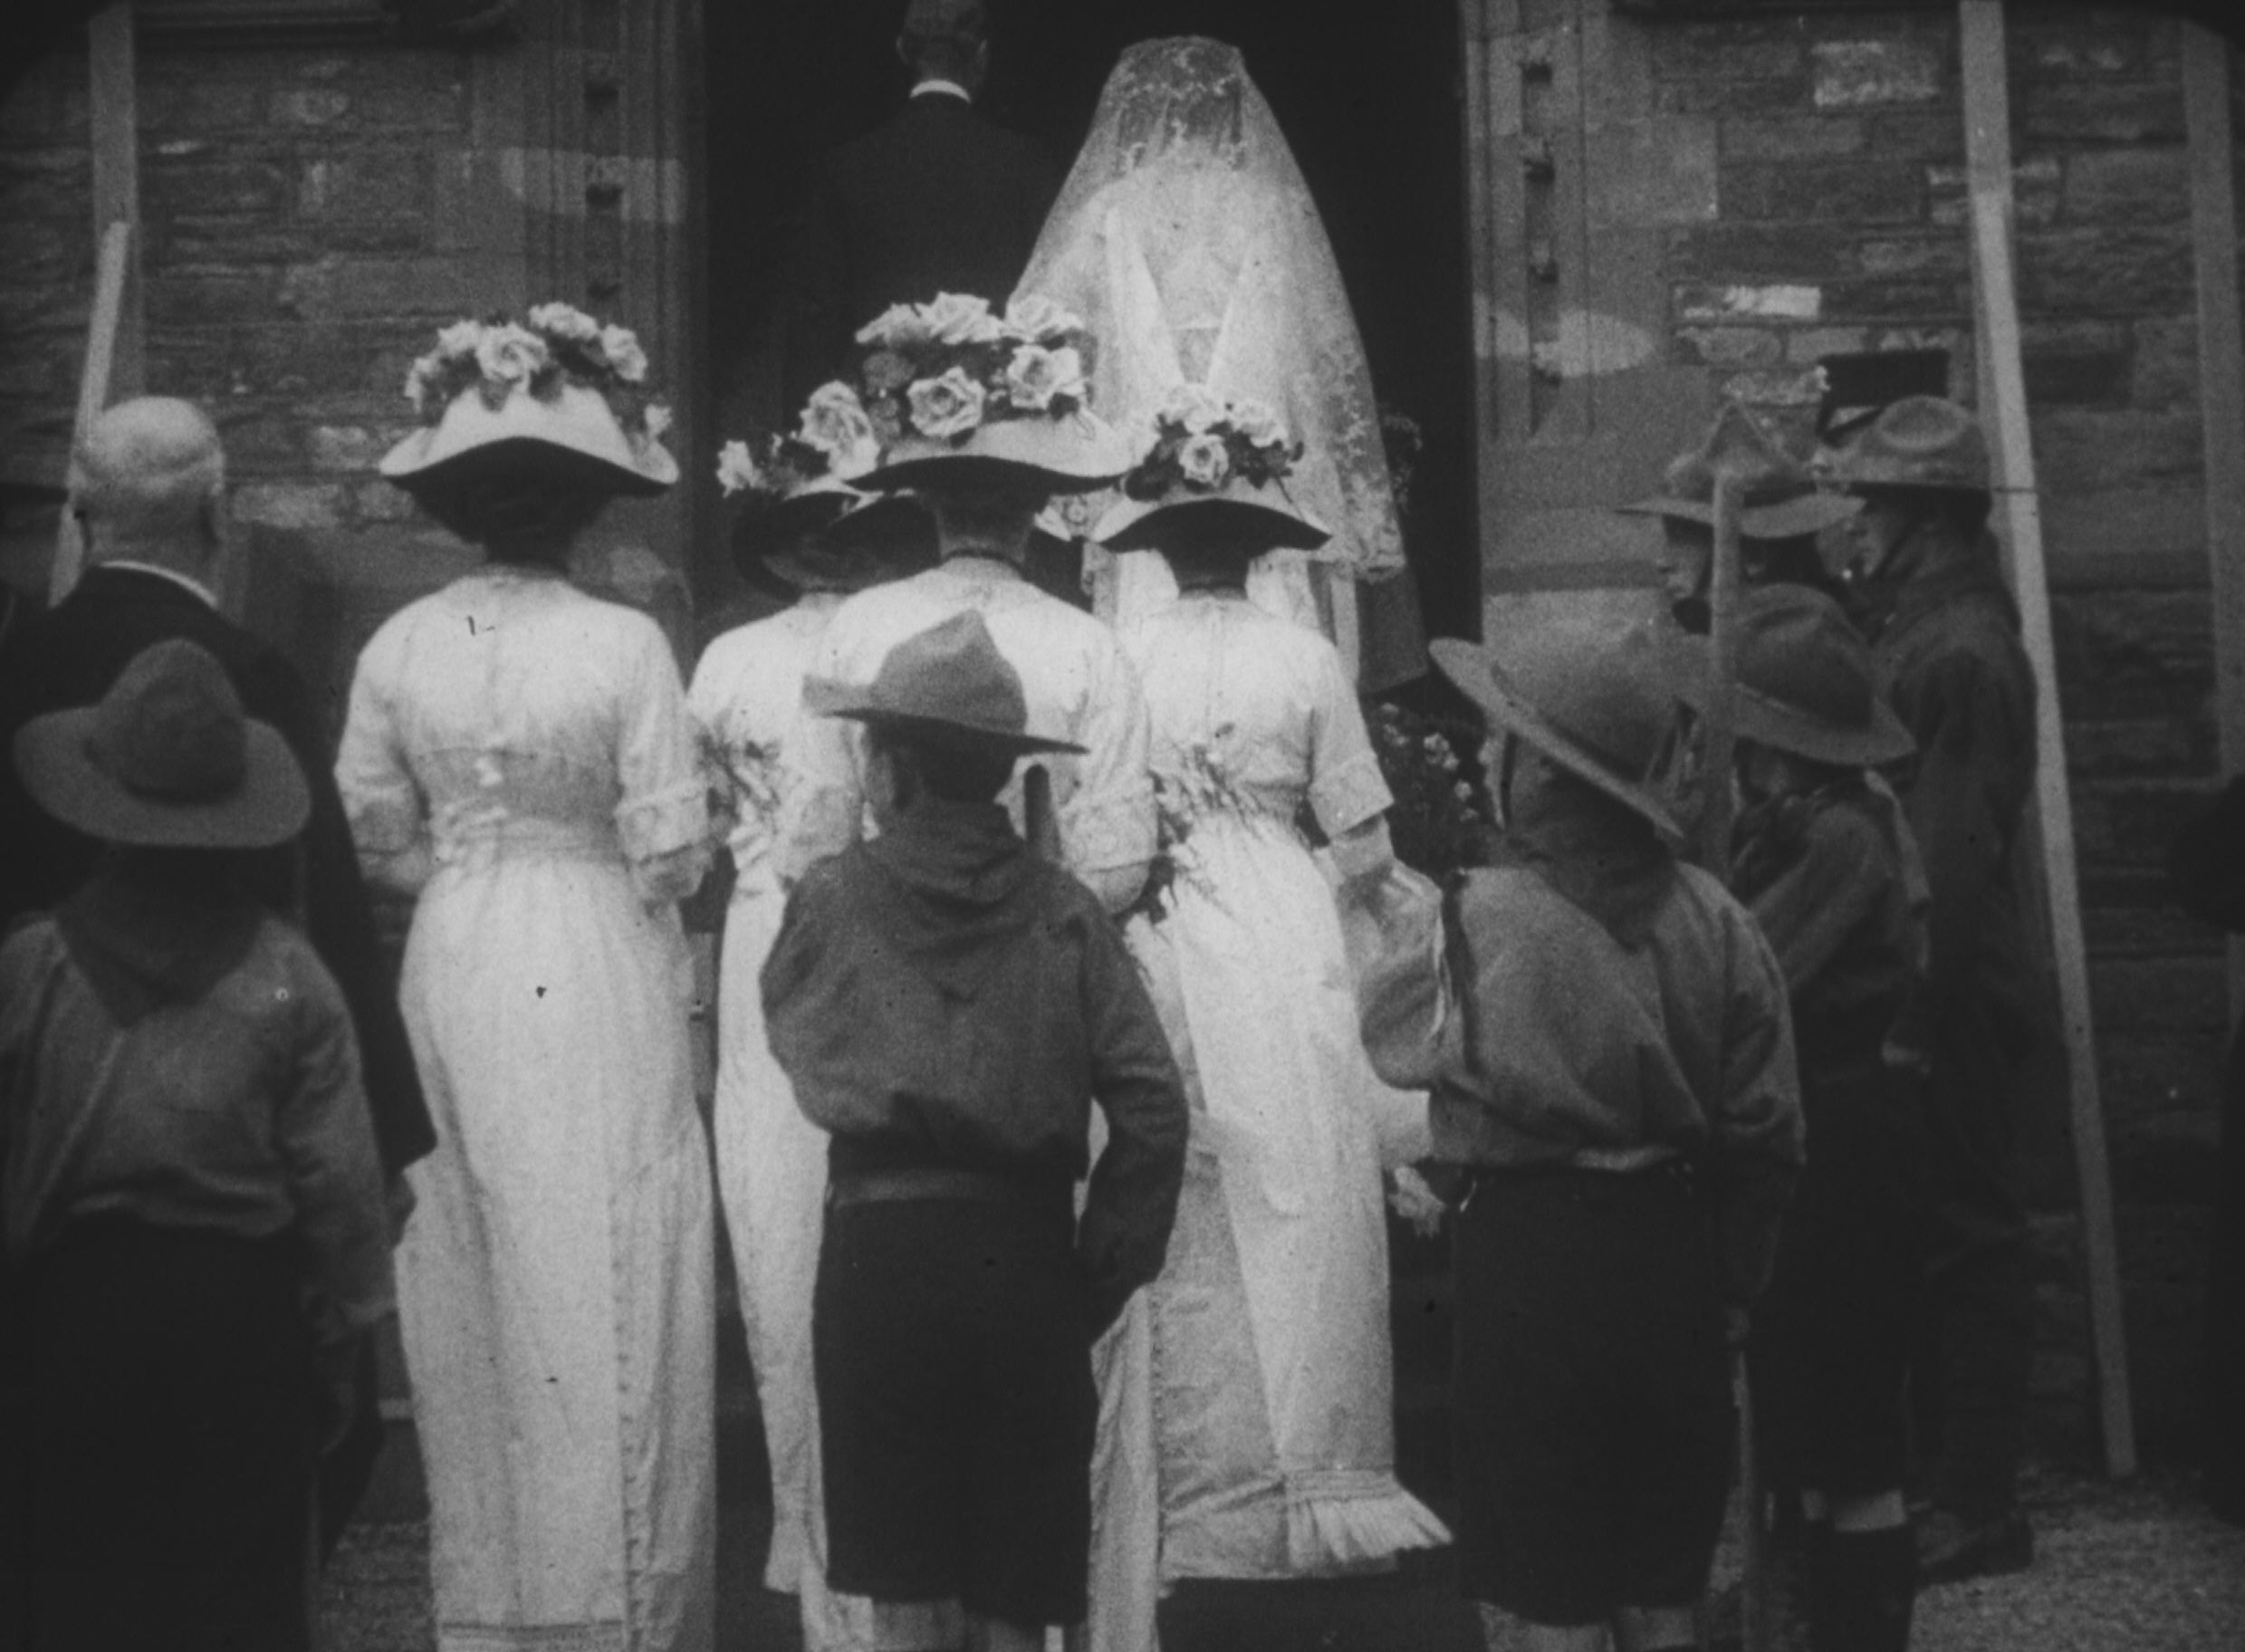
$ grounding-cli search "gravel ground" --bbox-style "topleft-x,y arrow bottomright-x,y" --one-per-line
317,1463 -> 2245,1650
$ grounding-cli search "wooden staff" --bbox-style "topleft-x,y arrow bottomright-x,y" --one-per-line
1693,457 -> 1771,1652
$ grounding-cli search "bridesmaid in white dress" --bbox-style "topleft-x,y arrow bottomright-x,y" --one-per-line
1093,401 -> 1446,1590
338,311 -> 716,1651
692,411 -> 933,1652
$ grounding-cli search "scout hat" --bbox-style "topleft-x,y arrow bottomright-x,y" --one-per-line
1620,401 -> 1859,542
1831,395 -> 1991,495
383,310 -> 677,495
1430,615 -> 1683,840
14,638 -> 311,850
804,610 -> 1087,755
1675,584 -> 1915,768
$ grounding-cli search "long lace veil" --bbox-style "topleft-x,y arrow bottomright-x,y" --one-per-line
1015,39 -> 1405,603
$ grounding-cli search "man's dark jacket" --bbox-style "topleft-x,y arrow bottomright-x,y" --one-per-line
0,565 -> 436,1177
783,90 -> 1061,406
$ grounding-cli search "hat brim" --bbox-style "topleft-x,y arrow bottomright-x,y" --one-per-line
381,380 -> 677,496
1428,638 -> 1683,841
1092,487 -> 1331,554
858,414 -> 1134,495
1673,668 -> 1918,768
832,709 -> 1087,757
14,710 -> 311,850
731,489 -> 856,582
1618,491 -> 1860,541
801,673 -> 1087,755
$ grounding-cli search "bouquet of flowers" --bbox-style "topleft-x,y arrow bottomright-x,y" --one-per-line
715,381 -> 882,501
403,301 -> 670,440
1369,701 -> 1495,883
1121,384 -> 1302,500
852,293 -> 1096,448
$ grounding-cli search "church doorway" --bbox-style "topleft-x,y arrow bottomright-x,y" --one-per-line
699,0 -> 1478,659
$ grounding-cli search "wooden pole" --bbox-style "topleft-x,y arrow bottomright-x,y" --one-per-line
2182,29 -> 2245,1029
50,4 -> 144,606
1958,0 -> 2136,1479
49,221 -> 135,606
1695,470 -> 1742,878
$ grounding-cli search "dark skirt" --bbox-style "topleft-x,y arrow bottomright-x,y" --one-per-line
1751,1062 -> 1924,1498
18,1219 -> 316,1652
1451,1164 -> 1734,1627
814,1193 -> 1097,1629
2209,1024 -> 2245,1524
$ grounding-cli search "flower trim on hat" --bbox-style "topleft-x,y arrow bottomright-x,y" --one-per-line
404,302 -> 670,441
852,293 -> 1096,448
1120,386 -> 1303,502
715,381 -> 883,501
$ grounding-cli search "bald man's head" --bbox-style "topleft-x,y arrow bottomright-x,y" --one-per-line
72,397 -> 226,570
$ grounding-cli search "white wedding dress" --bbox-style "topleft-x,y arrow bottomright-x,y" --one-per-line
1122,590 -> 1447,1586
336,566 -> 715,1652
1015,38 -> 1407,681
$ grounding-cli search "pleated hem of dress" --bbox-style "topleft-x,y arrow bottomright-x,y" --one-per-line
1281,1471 -> 1453,1575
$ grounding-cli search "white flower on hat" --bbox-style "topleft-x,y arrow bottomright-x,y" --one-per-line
1177,431 -> 1231,488
405,350 -> 447,416
907,366 -> 987,439
642,402 -> 674,441
1230,397 -> 1287,450
1003,293 -> 1082,342
798,381 -> 880,475
715,439 -> 761,496
1003,344 -> 1085,412
856,303 -> 935,349
599,323 -> 649,384
528,301 -> 600,342
475,323 -> 550,391
921,292 -> 1005,346
1160,381 -> 1226,434
436,319 -> 484,359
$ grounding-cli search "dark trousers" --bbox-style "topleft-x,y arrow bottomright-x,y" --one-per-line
19,1220 -> 317,1652
1451,1165 -> 1734,1626
1910,996 -> 2035,1524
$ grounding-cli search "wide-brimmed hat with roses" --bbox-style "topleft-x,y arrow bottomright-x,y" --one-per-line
849,293 -> 1133,495
1092,386 -> 1329,555
380,303 -> 678,495
717,382 -> 933,593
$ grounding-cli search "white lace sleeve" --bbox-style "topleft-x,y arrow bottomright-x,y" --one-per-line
1059,633 -> 1156,914
613,620 -> 712,905
333,629 -> 432,895
1306,641 -> 1394,839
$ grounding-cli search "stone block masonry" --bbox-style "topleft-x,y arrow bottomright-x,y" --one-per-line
0,41 -> 477,598
1628,2 -> 2227,1467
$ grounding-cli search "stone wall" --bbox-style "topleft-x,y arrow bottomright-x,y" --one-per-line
1626,1 -> 2231,1465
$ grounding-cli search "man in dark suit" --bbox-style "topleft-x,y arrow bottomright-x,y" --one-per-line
0,397 -> 436,1554
782,0 -> 1062,408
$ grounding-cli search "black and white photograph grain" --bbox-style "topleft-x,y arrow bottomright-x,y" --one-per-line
2,2 -> 2244,1649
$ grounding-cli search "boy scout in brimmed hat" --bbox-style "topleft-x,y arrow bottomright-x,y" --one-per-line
1357,615 -> 1803,1652
1621,404 -> 1861,635
1680,584 -> 1928,1648
761,610 -> 1186,1652
1833,395 -> 2045,1584
2,639 -> 391,1650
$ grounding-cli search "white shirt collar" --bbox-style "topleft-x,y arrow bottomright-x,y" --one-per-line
96,559 -> 220,610
911,79 -> 973,104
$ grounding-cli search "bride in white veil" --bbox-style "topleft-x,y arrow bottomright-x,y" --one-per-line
1014,37 -> 1405,678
